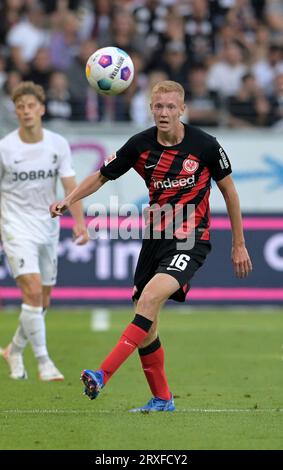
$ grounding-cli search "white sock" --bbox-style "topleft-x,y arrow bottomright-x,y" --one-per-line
19,303 -> 49,359
11,308 -> 48,355
11,324 -> 28,354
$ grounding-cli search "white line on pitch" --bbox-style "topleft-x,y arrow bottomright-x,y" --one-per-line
1,408 -> 282,415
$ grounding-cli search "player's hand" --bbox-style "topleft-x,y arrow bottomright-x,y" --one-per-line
49,200 -> 69,218
232,245 -> 253,278
72,224 -> 89,245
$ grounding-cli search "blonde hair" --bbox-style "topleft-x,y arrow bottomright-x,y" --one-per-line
151,80 -> 185,101
12,81 -> 45,104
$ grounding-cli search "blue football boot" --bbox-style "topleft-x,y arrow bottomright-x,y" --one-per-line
129,394 -> 175,413
80,369 -> 104,400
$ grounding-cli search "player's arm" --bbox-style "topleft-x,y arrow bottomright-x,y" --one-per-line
217,175 -> 252,278
60,175 -> 93,245
0,152 -> 3,242
50,170 -> 108,218
50,135 -> 137,220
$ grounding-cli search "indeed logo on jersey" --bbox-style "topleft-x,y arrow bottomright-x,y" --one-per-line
219,148 -> 230,169
12,169 -> 59,182
153,175 -> 195,190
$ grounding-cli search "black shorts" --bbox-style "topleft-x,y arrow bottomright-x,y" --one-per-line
133,238 -> 211,303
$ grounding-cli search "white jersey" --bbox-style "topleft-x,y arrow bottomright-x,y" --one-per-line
0,128 -> 75,244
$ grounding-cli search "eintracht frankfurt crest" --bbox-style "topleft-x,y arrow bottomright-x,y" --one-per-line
183,156 -> 199,174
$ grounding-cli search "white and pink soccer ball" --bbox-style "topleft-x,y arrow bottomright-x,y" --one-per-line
85,47 -> 134,96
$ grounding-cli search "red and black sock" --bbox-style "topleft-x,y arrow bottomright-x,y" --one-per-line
138,337 -> 171,401
100,314 -> 152,384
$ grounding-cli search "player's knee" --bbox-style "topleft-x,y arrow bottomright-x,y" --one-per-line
23,285 -> 42,306
137,288 -> 164,313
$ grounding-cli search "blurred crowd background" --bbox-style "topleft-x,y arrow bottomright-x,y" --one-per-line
0,0 -> 283,128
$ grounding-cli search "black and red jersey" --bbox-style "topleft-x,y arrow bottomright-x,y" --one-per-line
100,124 -> 232,241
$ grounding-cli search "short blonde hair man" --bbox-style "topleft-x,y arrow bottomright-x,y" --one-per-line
151,80 -> 185,101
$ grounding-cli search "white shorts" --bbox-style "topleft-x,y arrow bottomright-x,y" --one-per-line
2,238 -> 58,285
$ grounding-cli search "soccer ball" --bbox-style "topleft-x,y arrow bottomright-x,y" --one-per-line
85,47 -> 134,96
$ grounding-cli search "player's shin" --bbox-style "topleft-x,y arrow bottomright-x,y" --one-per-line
139,337 -> 171,400
100,314 -> 153,384
10,323 -> 28,354
19,303 -> 49,360
10,307 -> 48,355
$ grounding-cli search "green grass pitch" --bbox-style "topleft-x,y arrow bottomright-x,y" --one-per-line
0,307 -> 283,450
